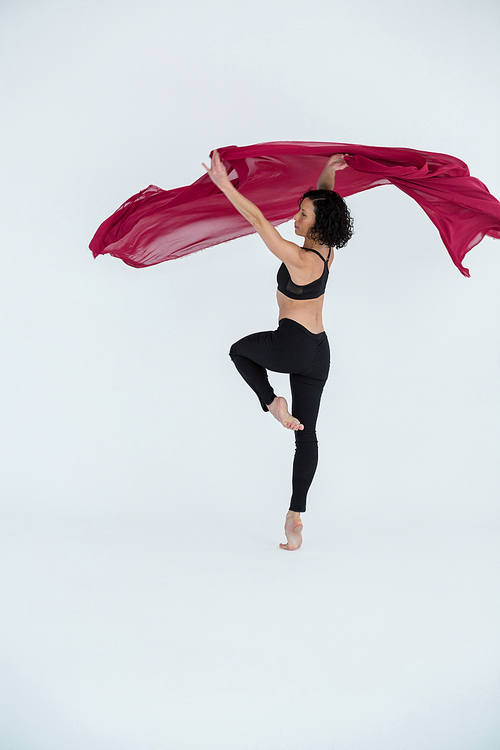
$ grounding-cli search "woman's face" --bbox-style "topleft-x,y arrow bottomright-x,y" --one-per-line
293,198 -> 316,238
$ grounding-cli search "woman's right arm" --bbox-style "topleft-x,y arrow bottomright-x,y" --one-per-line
317,153 -> 349,190
203,150 -> 304,268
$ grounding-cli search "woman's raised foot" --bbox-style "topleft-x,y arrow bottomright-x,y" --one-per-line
268,396 -> 304,431
279,510 -> 303,551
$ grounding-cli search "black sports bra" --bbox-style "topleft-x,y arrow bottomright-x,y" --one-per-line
277,247 -> 332,300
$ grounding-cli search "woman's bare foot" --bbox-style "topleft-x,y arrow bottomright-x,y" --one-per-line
268,396 -> 304,431
279,510 -> 303,551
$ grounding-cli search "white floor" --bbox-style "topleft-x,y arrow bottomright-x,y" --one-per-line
1,485 -> 499,749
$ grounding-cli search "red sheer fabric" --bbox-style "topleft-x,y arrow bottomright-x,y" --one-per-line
89,141 -> 500,276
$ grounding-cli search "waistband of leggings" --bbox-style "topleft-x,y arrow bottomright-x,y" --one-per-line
278,317 -> 328,340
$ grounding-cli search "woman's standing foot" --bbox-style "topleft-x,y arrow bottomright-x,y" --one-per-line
268,396 -> 304,431
279,510 -> 303,551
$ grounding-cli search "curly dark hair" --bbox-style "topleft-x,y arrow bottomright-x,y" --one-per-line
299,189 -> 354,249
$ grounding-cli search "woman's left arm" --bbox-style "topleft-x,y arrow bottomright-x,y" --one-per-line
203,150 -> 303,267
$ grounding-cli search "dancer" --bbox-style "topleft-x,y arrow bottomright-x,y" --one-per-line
204,151 -> 353,550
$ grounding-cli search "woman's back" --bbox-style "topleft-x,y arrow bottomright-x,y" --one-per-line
277,244 -> 334,334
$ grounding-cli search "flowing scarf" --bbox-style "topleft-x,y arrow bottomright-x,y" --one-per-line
89,141 -> 500,276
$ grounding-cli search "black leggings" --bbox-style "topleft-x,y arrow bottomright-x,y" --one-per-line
229,318 -> 330,513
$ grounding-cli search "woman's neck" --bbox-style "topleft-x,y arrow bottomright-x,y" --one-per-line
303,238 -> 329,253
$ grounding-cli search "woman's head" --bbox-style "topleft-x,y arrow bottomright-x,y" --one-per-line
295,189 -> 354,248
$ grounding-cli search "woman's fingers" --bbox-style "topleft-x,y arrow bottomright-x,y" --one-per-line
212,150 -> 222,171
203,150 -> 231,188
202,152 -> 218,177
202,150 -> 218,173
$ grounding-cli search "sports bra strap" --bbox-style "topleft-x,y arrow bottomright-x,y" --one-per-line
304,247 -> 330,263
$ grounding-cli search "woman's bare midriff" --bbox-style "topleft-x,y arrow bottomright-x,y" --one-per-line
277,290 -> 325,334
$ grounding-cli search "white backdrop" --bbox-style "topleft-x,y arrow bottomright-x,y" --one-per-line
1,1 -> 499,748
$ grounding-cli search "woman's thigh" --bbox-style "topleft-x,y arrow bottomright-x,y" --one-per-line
231,320 -> 321,375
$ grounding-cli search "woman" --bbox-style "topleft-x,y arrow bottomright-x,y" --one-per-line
204,151 -> 353,550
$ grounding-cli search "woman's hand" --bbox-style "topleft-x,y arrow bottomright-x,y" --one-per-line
326,153 -> 349,171
202,149 -> 232,191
